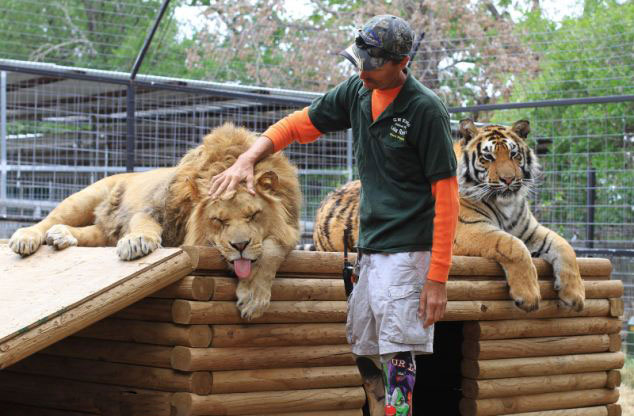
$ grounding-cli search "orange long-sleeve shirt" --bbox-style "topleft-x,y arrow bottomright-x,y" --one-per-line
263,88 -> 459,283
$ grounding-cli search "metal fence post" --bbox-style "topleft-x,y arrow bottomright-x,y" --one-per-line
586,167 -> 596,248
1,71 -> 6,216
346,129 -> 353,181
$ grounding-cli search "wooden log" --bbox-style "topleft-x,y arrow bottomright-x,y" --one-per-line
606,370 -> 621,388
113,298 -> 175,322
606,403 -> 622,416
446,280 -> 623,301
76,318 -> 212,347
462,334 -> 613,360
172,300 -> 347,325
0,403 -> 97,416
210,366 -> 362,394
463,318 -> 622,340
210,323 -> 346,347
461,371 -> 610,399
459,388 -> 619,416
462,352 -> 625,379
499,406 -> 608,416
170,387 -> 366,416
0,371 -> 171,415
0,249 -> 193,369
240,411 -> 362,416
153,275 -> 215,300
443,299 -> 609,321
171,344 -> 355,371
43,337 -> 173,368
204,277 -> 347,301
609,298 -> 624,317
192,247 -> 612,278
10,353 -> 212,394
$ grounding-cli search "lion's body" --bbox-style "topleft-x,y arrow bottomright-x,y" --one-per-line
313,119 -> 584,312
9,124 -> 302,319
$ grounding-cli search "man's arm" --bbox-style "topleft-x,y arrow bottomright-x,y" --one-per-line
208,107 -> 321,199
418,176 -> 459,328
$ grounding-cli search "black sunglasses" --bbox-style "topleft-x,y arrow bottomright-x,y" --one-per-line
355,36 -> 404,61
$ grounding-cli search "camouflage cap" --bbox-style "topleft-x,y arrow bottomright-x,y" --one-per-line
339,15 -> 414,71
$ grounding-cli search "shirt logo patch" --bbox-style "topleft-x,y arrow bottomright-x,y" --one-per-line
390,117 -> 410,142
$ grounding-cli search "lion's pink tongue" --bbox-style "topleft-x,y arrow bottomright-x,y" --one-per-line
234,259 -> 252,279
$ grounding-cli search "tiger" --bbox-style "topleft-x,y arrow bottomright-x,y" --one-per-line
313,118 -> 585,312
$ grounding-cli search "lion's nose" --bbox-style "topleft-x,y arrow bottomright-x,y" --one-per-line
230,240 -> 250,252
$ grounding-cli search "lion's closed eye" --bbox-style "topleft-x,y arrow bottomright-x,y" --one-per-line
247,210 -> 262,222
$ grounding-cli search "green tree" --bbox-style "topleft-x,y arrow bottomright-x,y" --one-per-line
494,0 -> 634,246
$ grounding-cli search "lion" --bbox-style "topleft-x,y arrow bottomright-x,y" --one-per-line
9,123 -> 302,319
312,119 -> 585,313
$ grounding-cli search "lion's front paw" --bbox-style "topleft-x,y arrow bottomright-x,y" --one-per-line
9,227 -> 44,256
236,279 -> 272,320
45,224 -> 78,250
557,271 -> 585,312
116,233 -> 161,261
507,266 -> 541,312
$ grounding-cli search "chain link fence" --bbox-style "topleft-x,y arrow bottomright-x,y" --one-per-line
1,1 -> 633,353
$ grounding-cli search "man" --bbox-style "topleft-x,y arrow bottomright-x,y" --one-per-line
209,15 -> 459,416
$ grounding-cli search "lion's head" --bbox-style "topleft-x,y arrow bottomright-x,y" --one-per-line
167,123 -> 301,280
456,119 -> 541,202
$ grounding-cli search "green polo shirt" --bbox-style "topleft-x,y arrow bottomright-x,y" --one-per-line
308,70 -> 456,252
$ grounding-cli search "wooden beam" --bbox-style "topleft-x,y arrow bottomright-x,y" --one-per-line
192,247 -> 612,278
499,406 -> 609,416
443,299 -> 610,321
459,388 -> 619,416
43,337 -> 173,368
172,300 -> 347,325
463,318 -> 622,340
210,323 -> 346,347
171,344 -> 355,372
447,280 -> 622,301
462,352 -> 625,379
171,387 -> 366,416
76,318 -> 212,347
463,334 -> 613,360
209,366 -> 362,394
9,353 -> 212,394
153,275 -> 216,300
462,371 -> 609,399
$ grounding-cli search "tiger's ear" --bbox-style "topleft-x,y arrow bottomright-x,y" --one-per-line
458,119 -> 478,143
512,120 -> 531,139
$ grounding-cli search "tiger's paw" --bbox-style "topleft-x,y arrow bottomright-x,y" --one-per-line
9,227 -> 44,256
45,224 -> 78,250
116,233 -> 161,261
507,267 -> 541,312
557,272 -> 585,312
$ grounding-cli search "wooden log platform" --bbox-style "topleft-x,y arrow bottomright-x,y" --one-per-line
1,246 -> 624,415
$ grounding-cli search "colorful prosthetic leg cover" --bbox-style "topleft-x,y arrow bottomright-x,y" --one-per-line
382,351 -> 416,416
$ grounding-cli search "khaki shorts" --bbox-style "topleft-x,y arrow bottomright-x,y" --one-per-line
346,251 -> 434,356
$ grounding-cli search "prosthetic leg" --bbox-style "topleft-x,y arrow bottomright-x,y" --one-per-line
382,351 -> 416,416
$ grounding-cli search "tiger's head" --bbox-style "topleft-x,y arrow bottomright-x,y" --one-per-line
455,119 -> 541,203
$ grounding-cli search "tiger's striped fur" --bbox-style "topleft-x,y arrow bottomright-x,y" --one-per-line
313,119 -> 585,312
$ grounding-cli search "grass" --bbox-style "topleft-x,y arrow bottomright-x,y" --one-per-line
621,356 -> 634,414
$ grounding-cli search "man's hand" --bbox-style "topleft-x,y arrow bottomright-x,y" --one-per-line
418,279 -> 447,328
207,135 -> 275,199
208,155 -> 256,199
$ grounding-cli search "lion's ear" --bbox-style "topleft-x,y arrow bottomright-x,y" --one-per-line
512,120 -> 531,139
459,119 -> 478,144
256,171 -> 279,195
